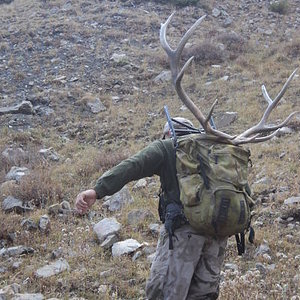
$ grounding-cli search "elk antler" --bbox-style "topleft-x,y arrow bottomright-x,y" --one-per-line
160,13 -> 299,145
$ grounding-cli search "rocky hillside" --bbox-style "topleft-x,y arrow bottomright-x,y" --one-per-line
0,0 -> 299,299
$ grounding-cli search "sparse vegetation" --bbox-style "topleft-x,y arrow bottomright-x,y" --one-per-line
0,0 -> 299,299
269,0 -> 289,15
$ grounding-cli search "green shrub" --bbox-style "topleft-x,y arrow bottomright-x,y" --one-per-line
269,1 -> 289,15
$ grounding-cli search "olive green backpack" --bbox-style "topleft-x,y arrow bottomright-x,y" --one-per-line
176,134 -> 255,246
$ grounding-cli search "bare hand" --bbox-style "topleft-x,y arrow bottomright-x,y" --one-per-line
75,189 -> 97,215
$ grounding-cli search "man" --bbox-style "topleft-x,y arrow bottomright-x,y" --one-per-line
75,117 -> 227,300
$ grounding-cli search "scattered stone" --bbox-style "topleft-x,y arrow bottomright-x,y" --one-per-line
215,112 -> 237,129
11,293 -> 44,300
61,200 -> 71,210
100,234 -> 119,250
223,17 -> 233,27
0,101 -> 34,116
0,246 -> 34,257
87,98 -> 106,113
48,203 -> 61,215
224,263 -> 238,272
127,209 -> 155,225
93,217 -> 122,243
2,147 -> 27,164
5,166 -> 30,182
21,218 -> 38,231
38,215 -> 50,232
284,196 -> 300,205
51,248 -> 63,260
102,186 -> 134,212
35,259 -> 70,278
255,263 -> 267,275
254,241 -> 271,257
149,223 -> 161,236
153,70 -> 171,84
2,196 -> 22,212
112,239 -> 141,257
132,251 -> 142,261
110,53 -> 127,64
133,178 -> 147,190
12,259 -> 23,270
212,8 -> 221,17
39,148 -> 60,161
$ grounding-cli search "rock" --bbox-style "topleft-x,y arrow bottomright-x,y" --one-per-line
254,241 -> 271,257
51,248 -> 63,260
21,218 -> 38,231
38,215 -> 50,232
61,200 -> 71,210
87,98 -> 106,113
111,239 -> 141,257
2,196 -> 32,213
153,70 -> 171,84
127,209 -> 155,225
215,112 -> 237,129
0,283 -> 20,298
102,186 -> 134,212
149,223 -> 161,236
12,294 -> 44,300
133,178 -> 147,190
0,246 -> 34,257
132,251 -> 142,261
284,196 -> 300,205
48,203 -> 61,215
39,148 -> 59,161
224,263 -> 238,272
0,101 -> 34,116
2,147 -> 27,164
93,217 -> 121,243
0,180 -> 18,200
276,127 -> 294,136
255,263 -> 267,275
212,8 -> 221,17
223,17 -> 233,27
35,259 -> 70,278
5,166 -> 30,181
110,53 -> 127,64
100,234 -> 119,250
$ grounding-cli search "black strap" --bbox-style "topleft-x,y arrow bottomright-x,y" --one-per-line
235,233 -> 245,256
197,154 -> 209,189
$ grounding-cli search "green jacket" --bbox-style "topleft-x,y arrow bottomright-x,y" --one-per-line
93,139 -> 181,206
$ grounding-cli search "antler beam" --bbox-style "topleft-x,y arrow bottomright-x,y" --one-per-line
160,13 -> 299,145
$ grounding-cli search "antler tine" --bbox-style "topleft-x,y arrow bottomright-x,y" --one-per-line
161,13 -> 235,141
235,68 -> 299,142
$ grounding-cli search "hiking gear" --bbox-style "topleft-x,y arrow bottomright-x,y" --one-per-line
163,116 -> 196,138
176,134 -> 255,240
146,225 -> 227,300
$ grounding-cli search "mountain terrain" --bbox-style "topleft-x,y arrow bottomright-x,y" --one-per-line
0,0 -> 300,299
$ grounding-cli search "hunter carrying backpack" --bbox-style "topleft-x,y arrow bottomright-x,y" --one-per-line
176,134 -> 255,240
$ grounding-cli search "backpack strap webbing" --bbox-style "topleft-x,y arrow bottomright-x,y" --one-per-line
235,233 -> 245,256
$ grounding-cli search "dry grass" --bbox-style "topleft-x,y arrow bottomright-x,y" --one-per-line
0,0 -> 300,298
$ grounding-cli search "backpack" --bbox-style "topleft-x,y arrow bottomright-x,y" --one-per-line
175,134 -> 255,240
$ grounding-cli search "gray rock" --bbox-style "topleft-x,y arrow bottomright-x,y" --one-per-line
215,112 -> 237,129
2,147 -> 27,164
224,263 -> 238,272
5,166 -> 30,181
21,218 -> 38,231
87,98 -> 106,113
132,251 -> 142,261
51,248 -> 63,260
12,295 -> 44,300
102,186 -> 134,212
212,8 -> 221,17
93,217 -> 121,243
112,239 -> 141,257
147,253 -> 156,263
38,215 -> 50,232
149,223 -> 161,236
153,71 -> 171,84
284,196 -> 300,205
223,17 -> 233,27
39,148 -> 59,161
100,234 -> 119,250
0,101 -> 34,116
133,178 -> 147,190
0,246 -> 34,257
110,53 -> 127,64
61,200 -> 71,210
255,241 -> 271,257
35,259 -> 70,278
2,196 -> 22,212
127,209 -> 155,225
255,263 -> 267,275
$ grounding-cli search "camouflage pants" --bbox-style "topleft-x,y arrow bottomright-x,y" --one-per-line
146,224 -> 227,300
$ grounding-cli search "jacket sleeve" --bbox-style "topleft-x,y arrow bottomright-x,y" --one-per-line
93,140 -> 167,199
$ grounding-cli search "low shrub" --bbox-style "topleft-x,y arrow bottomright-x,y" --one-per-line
269,1 -> 289,15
